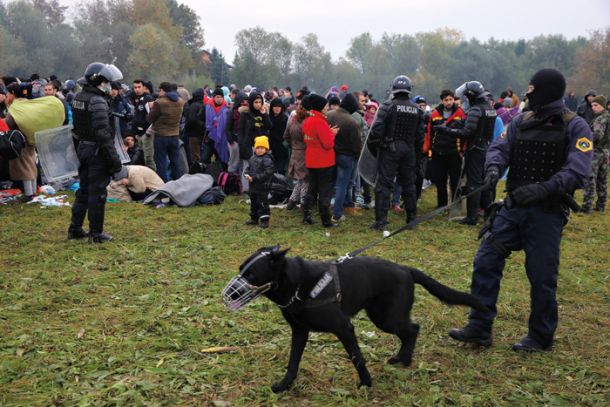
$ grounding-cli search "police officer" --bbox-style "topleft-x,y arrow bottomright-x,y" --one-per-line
448,69 -> 592,352
368,75 -> 425,230
68,62 -> 123,243
436,81 -> 496,225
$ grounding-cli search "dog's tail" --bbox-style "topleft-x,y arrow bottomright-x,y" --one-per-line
411,268 -> 488,312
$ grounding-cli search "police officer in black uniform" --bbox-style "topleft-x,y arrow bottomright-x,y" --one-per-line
368,75 -> 425,230
448,69 -> 593,352
68,62 -> 123,243
436,81 -> 497,225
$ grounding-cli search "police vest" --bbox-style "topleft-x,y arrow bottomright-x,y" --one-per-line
387,100 -> 420,144
506,113 -> 568,191
72,91 -> 99,141
472,104 -> 496,146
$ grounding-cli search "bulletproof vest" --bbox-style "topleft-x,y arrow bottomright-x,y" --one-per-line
506,114 -> 567,191
473,104 -> 497,146
387,100 -> 419,144
71,91 -> 96,141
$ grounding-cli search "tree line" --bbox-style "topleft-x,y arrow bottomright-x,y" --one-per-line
1,0 -> 608,102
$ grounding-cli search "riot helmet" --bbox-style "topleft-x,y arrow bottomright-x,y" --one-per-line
83,62 -> 123,86
455,81 -> 485,102
391,75 -> 412,95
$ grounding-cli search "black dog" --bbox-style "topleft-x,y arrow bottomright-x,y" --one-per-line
222,245 -> 487,392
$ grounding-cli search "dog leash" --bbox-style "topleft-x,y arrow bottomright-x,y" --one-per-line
335,183 -> 492,263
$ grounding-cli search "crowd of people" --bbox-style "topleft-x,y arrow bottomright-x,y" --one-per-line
1,70 -> 608,228
1,63 -> 608,354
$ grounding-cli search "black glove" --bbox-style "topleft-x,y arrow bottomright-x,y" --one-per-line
484,166 -> 500,187
511,183 -> 550,206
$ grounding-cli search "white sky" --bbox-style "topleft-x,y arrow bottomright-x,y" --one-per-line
184,0 -> 609,61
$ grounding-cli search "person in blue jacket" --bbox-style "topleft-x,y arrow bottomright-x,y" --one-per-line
449,69 -> 593,352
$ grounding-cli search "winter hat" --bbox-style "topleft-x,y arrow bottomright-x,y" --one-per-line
254,136 -> 269,150
591,95 -> 607,107
301,94 -> 312,110
527,68 -> 566,110
308,93 -> 328,112
212,87 -> 224,97
340,84 -> 348,92
340,93 -> 360,114
327,95 -> 340,107
113,165 -> 129,181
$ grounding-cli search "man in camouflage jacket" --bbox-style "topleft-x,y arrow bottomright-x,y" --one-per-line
582,95 -> 609,212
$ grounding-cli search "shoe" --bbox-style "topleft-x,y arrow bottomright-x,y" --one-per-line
286,200 -> 297,210
512,336 -> 550,352
89,232 -> 113,243
448,325 -> 492,347
20,195 -> 34,203
391,204 -> 404,213
343,207 -> 361,216
458,216 -> 478,226
331,215 -> 345,223
406,212 -> 416,224
594,207 -> 605,212
67,227 -> 89,240
245,219 -> 258,225
370,220 -> 388,231
580,207 -> 592,214
323,221 -> 339,228
259,221 -> 269,229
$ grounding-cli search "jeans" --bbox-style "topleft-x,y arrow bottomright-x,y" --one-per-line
333,154 -> 357,218
154,135 -> 183,182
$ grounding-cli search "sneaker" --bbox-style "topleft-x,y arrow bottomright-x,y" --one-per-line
89,232 -> 113,243
512,336 -> 550,352
331,215 -> 345,223
67,228 -> 89,240
448,325 -> 492,347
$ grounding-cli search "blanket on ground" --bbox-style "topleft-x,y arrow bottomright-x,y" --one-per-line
142,173 -> 214,207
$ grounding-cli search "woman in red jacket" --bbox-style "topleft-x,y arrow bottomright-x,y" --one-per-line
301,94 -> 339,227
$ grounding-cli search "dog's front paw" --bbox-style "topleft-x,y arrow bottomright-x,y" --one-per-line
271,379 -> 293,393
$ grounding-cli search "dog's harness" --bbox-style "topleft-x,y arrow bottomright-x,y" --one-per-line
277,263 -> 342,309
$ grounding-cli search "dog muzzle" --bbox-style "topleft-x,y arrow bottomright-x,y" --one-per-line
222,276 -> 273,311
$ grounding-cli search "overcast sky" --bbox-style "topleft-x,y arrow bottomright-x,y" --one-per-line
183,0 -> 609,60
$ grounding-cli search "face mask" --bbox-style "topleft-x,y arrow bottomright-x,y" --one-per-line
100,82 -> 112,94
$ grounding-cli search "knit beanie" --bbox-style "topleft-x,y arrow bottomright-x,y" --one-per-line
591,95 -> 607,108
327,95 -> 340,107
527,68 -> 566,110
340,93 -> 360,114
212,87 -> 224,97
254,136 -> 269,150
308,93 -> 328,112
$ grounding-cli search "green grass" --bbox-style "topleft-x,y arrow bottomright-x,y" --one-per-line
1,184 -> 608,406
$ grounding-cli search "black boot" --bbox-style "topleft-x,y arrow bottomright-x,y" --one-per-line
89,232 -> 113,243
67,226 -> 88,240
448,325 -> 492,347
460,193 -> 480,225
406,212 -> 416,224
302,209 -> 314,225
286,200 -> 297,210
512,336 -> 550,352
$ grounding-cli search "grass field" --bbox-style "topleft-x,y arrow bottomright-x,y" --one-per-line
1,184 -> 608,406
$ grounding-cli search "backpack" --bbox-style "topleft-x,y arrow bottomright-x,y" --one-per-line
217,171 -> 242,195
0,130 -> 27,160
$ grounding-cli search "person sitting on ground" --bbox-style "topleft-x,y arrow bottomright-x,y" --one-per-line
244,136 -> 275,228
123,135 -> 144,166
107,164 -> 164,202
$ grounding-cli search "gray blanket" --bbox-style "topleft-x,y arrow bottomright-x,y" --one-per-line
143,173 -> 214,207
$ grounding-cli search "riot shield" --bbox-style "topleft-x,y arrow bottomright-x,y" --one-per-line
357,136 -> 379,187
